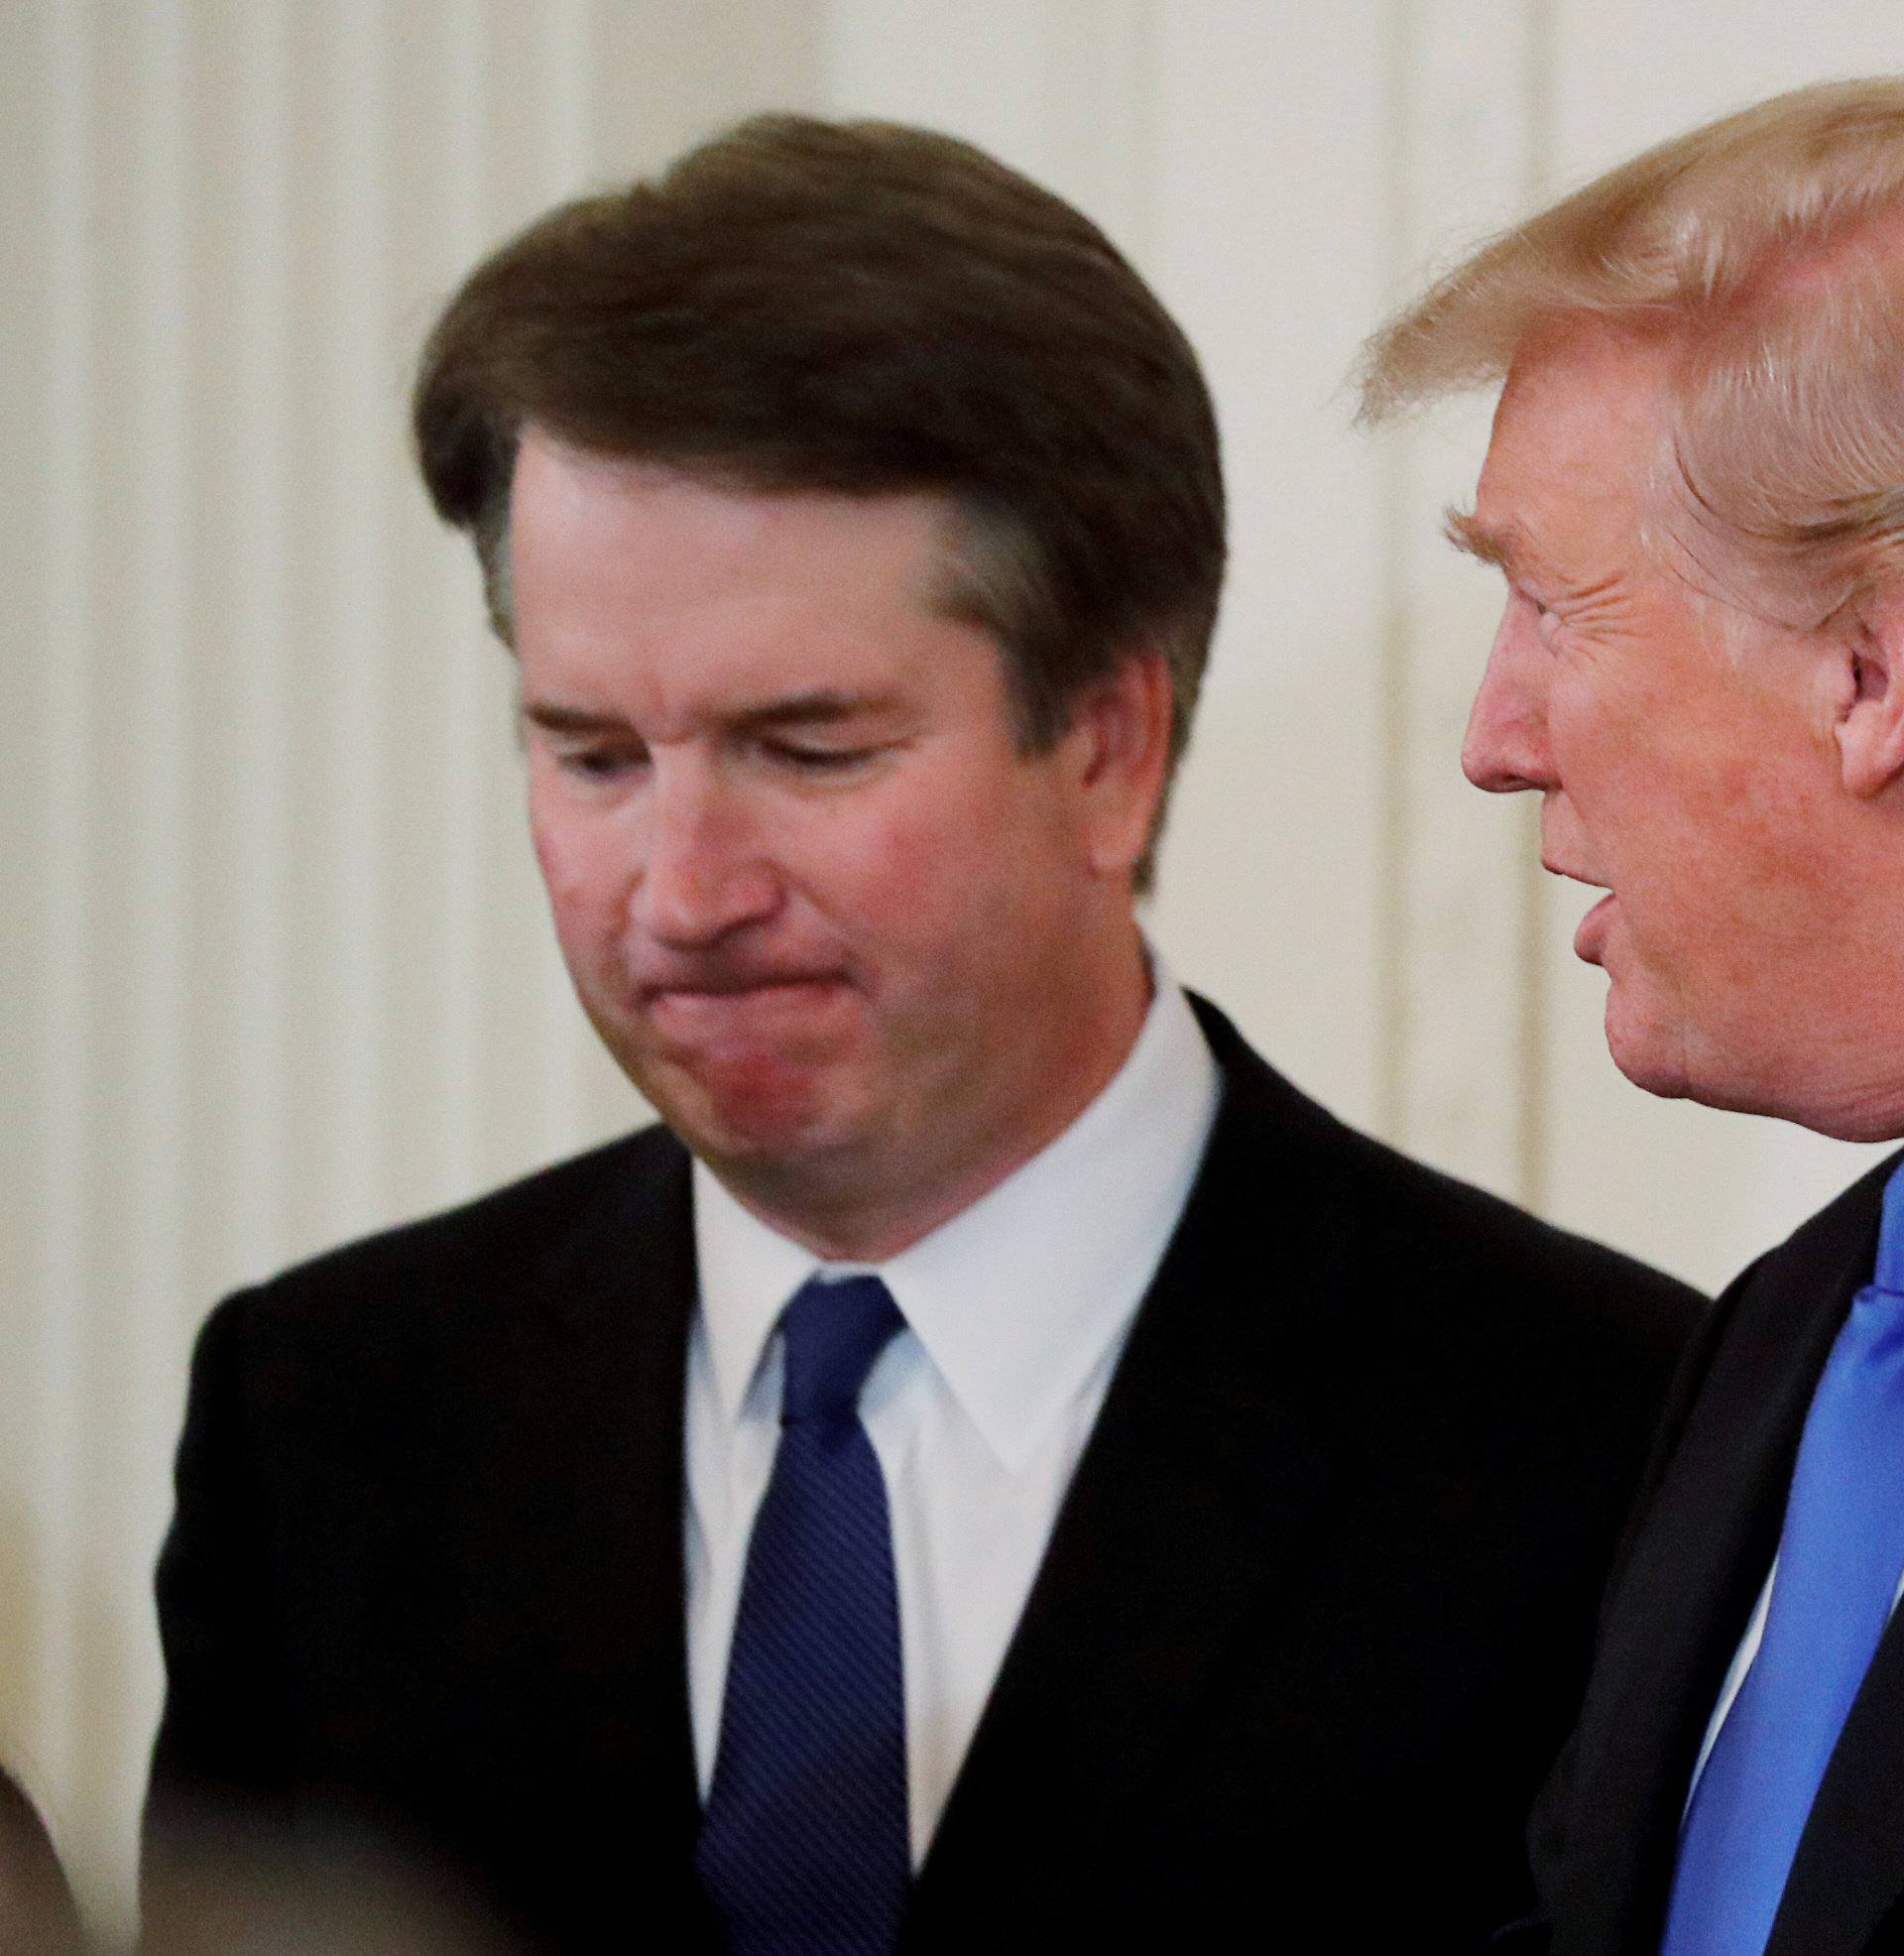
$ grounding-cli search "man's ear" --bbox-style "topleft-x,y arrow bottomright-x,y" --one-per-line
1836,586 -> 1904,798
1067,650 -> 1175,877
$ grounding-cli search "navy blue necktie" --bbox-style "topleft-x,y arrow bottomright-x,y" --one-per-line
1661,1161 -> 1904,1956
695,1275 -> 910,1956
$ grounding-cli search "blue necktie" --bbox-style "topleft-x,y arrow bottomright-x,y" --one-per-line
1661,1161 -> 1904,1956
695,1275 -> 910,1956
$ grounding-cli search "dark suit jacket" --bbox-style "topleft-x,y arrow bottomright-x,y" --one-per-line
147,1000 -> 1698,1954
1517,1149 -> 1904,1956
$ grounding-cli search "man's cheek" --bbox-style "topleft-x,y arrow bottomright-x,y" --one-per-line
529,807 -> 583,902
533,822 -> 622,927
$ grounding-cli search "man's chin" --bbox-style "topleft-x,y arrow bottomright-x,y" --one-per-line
1603,990 -> 1693,1103
631,1052 -> 860,1170
1603,998 -> 1808,1124
599,1009 -> 853,1144
654,1089 -> 833,1167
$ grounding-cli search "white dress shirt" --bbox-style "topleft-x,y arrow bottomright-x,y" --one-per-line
1686,1561 -> 1777,1810
1684,1554 -> 1904,1813
683,964 -> 1221,1867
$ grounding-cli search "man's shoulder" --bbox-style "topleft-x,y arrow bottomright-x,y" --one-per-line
1732,1144 -> 1902,1301
1190,993 -> 1704,1366
1660,1143 -> 1904,1432
209,1121 -> 690,1356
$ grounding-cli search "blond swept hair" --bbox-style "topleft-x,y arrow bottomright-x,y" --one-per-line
1358,77 -> 1904,620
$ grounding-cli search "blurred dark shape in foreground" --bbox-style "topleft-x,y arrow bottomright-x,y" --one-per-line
0,1769 -> 81,1956
141,1798 -> 531,1956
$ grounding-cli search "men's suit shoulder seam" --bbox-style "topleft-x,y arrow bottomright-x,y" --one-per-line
257,1125 -> 673,1288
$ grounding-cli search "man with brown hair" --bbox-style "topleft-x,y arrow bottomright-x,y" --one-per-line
1363,74 -> 1904,1956
147,114 -> 1695,1954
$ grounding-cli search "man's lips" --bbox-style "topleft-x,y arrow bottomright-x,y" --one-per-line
635,970 -> 846,1004
1539,859 -> 1616,964
1540,855 -> 1607,891
637,973 -> 853,1039
1572,892 -> 1617,963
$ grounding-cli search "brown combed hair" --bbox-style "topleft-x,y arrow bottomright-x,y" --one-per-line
414,113 -> 1225,872
1357,77 -> 1904,623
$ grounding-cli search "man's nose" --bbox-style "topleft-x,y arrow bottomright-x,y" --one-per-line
631,766 -> 781,945
1462,609 -> 1553,795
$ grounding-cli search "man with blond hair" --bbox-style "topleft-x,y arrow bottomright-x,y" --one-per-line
1363,75 -> 1904,1956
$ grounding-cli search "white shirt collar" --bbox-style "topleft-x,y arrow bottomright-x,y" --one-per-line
691,955 -> 1221,1472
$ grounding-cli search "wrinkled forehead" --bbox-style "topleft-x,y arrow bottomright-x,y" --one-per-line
1474,320 -> 1685,559
1482,320 -> 1806,623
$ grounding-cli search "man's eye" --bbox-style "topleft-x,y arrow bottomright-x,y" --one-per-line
558,746 -> 645,781
765,741 -> 879,773
1514,587 -> 1560,639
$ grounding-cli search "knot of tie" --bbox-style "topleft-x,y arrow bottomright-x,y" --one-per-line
778,1275 -> 903,1428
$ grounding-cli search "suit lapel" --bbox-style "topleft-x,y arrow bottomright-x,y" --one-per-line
1773,1616 -> 1904,1956
1765,1158 -> 1904,1956
1551,1162 -> 1889,1956
910,1014 -> 1345,1915
436,1130 -> 704,1880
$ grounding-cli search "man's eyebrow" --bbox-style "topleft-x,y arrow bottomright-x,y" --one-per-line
1443,507 -> 1522,569
731,691 -> 902,732
520,701 -> 631,735
519,692 -> 904,736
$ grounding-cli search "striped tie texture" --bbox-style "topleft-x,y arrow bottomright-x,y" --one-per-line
696,1274 -> 910,1955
